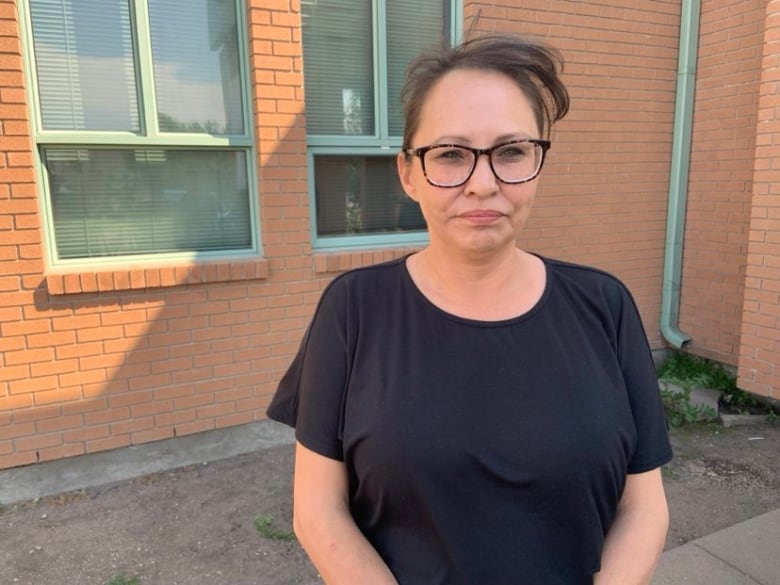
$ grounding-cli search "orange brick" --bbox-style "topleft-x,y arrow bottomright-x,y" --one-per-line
0,393 -> 33,411
171,419 -> 214,436
0,363 -> 29,382
0,450 -> 37,468
58,368 -> 106,388
110,416 -> 154,436
9,375 -> 58,394
155,409 -> 196,427
85,434 -> 131,454
30,358 -> 79,377
14,431 -> 62,452
37,443 -> 86,462
36,414 -> 84,433
33,386 -> 82,406
127,373 -> 171,392
55,341 -> 103,360
27,330 -> 76,349
131,426 -> 174,444
62,424 -> 110,443
0,420 -> 34,440
76,325 -> 124,342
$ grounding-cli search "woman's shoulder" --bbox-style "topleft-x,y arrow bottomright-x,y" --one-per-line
541,255 -> 635,306
317,255 -> 410,308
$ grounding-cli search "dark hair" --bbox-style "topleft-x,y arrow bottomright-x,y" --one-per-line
400,34 -> 570,150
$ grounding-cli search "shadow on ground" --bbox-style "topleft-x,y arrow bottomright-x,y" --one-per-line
1,423 -> 779,585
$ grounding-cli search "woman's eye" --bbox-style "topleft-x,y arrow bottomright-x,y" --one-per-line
495,146 -> 527,160
433,148 -> 468,161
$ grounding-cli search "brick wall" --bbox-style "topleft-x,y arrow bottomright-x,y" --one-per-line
680,0 -> 765,365
0,0 -> 422,471
738,0 -> 780,399
2,0 -> 775,470
465,0 -> 681,346
0,0 -> 320,469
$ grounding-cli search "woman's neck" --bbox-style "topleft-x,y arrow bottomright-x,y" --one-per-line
406,245 -> 546,321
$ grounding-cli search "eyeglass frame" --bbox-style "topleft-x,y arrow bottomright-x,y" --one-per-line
403,138 -> 552,188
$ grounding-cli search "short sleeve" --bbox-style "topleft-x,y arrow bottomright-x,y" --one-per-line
266,276 -> 351,461
611,284 -> 673,473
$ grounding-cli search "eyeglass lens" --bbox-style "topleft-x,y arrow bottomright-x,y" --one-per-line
423,142 -> 543,186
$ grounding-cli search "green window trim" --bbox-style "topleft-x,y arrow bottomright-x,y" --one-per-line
18,0 -> 261,267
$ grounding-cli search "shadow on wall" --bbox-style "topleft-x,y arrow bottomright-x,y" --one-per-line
10,114 -> 317,468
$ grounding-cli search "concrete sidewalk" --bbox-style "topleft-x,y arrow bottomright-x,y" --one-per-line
2,420 -> 778,584
652,508 -> 779,585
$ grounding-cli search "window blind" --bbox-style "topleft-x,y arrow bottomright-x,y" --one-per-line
386,1 -> 449,137
301,0 -> 375,136
29,0 -> 140,132
46,148 -> 251,259
149,0 -> 245,135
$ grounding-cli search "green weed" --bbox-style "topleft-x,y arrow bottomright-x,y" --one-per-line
254,514 -> 296,541
106,575 -> 140,585
659,382 -> 716,427
659,351 -> 735,393
659,351 -> 776,421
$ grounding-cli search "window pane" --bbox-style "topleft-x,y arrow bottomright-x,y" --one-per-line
314,155 -> 425,236
301,0 -> 374,136
45,148 -> 252,259
29,0 -> 140,131
386,1 -> 450,136
149,0 -> 245,134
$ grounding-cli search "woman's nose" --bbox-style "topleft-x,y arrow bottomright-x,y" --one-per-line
465,153 -> 499,196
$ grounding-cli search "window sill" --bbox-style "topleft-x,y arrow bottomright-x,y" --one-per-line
45,258 -> 269,295
313,247 -> 420,274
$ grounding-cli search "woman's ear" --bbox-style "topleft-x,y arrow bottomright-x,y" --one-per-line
397,152 -> 419,202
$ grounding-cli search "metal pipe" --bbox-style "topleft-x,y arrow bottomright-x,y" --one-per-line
660,0 -> 700,348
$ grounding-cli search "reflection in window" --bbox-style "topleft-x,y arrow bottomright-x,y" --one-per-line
149,0 -> 245,134
301,0 -> 374,136
314,156 -> 425,237
46,148 -> 251,258
302,0 -> 453,243
27,0 -> 256,261
29,0 -> 140,131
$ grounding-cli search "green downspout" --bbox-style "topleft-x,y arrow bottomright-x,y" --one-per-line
660,0 -> 700,348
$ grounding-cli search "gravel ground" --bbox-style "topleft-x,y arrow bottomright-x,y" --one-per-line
1,422 -> 778,585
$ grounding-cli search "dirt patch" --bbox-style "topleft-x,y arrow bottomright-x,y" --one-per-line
664,422 -> 780,548
1,422 -> 779,585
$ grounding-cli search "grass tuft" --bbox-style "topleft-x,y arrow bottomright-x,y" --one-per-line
659,351 -> 776,421
254,514 -> 296,541
106,575 -> 140,585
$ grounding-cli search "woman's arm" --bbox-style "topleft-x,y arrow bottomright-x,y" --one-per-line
293,441 -> 399,585
594,467 -> 669,585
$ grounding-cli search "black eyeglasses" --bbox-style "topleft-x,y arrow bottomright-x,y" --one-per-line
403,139 -> 551,188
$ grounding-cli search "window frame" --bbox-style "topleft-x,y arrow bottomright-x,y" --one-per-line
305,0 -> 462,250
19,0 -> 261,268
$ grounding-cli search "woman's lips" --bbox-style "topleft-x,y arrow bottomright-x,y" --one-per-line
458,210 -> 503,224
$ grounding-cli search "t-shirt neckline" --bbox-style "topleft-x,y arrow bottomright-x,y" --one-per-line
399,252 -> 552,327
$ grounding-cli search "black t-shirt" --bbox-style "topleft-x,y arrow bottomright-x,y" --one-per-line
268,255 -> 673,585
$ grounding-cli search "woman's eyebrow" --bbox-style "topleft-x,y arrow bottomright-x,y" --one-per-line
429,133 -> 535,145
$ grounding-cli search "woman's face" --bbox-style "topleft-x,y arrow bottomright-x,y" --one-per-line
398,68 -> 543,258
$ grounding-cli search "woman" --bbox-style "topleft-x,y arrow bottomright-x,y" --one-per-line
268,34 -> 672,585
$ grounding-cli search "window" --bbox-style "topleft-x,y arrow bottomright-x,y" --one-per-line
301,0 -> 460,248
22,0 -> 257,262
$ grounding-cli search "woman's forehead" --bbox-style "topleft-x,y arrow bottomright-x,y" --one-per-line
415,69 -> 540,142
